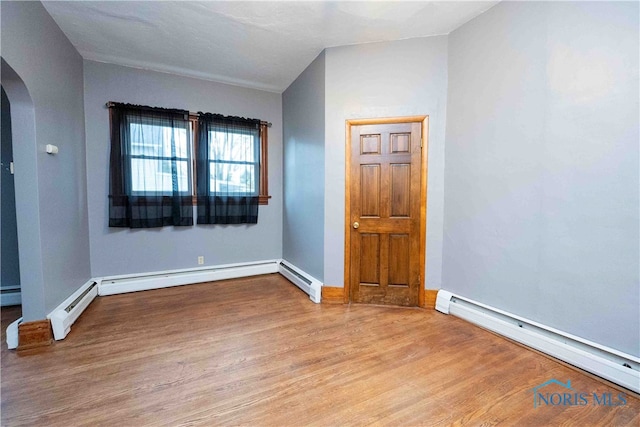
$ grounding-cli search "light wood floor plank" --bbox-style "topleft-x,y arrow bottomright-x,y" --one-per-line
1,274 -> 638,426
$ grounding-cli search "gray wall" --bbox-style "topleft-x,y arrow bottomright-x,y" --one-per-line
1,1 -> 91,320
443,1 -> 639,356
282,52 -> 325,281
324,36 -> 448,289
1,87 -> 21,294
84,61 -> 283,277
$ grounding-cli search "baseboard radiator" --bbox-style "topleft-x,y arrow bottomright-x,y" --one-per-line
1,286 -> 21,307
436,290 -> 640,393
279,260 -> 322,303
48,280 -> 99,341
98,260 -> 280,296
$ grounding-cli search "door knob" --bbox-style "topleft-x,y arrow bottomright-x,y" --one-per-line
353,222 -> 359,229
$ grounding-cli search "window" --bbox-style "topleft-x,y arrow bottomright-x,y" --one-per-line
196,114 -> 262,224
208,128 -> 258,195
108,104 -> 194,228
108,103 -> 270,228
129,117 -> 192,194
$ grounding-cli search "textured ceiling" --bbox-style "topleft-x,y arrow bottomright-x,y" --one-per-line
42,1 -> 499,93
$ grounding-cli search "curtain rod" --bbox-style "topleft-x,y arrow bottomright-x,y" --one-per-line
105,102 -> 272,128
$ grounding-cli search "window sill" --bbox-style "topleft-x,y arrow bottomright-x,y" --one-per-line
258,195 -> 271,205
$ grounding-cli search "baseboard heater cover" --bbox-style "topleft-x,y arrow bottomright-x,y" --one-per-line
98,260 -> 280,296
6,317 -> 22,349
1,288 -> 22,307
278,260 -> 322,303
435,290 -> 640,393
48,280 -> 98,341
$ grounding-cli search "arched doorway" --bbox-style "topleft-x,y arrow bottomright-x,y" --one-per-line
1,86 -> 22,307
1,58 -> 45,324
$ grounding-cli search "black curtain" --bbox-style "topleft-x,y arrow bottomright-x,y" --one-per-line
197,113 -> 260,224
109,103 -> 193,228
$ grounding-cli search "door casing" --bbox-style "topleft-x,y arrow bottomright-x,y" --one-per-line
344,116 -> 429,306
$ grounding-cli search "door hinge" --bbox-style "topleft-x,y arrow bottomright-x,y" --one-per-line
10,161 -> 14,175
420,137 -> 423,148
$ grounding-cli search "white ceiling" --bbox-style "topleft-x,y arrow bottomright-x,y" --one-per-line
42,1 -> 499,93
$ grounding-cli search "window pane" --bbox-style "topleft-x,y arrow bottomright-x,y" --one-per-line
172,126 -> 189,158
210,162 -> 256,194
209,131 -> 255,162
175,160 -> 190,191
131,159 -> 189,193
129,119 -> 190,194
130,123 -> 189,159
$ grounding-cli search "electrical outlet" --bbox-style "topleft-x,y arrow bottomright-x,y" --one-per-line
198,256 -> 204,265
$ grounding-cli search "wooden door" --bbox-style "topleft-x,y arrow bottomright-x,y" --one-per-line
347,120 -> 425,306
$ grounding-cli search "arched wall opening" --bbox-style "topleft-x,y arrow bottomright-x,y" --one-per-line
1,57 -> 46,321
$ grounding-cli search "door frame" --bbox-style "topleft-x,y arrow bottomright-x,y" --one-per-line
344,115 -> 429,306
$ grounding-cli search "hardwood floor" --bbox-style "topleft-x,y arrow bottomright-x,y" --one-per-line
1,274 -> 638,426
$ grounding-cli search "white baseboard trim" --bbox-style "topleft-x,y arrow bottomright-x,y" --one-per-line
1,290 -> 21,307
98,259 -> 280,296
48,280 -> 99,341
6,317 -> 22,349
278,260 -> 322,303
436,290 -> 640,393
